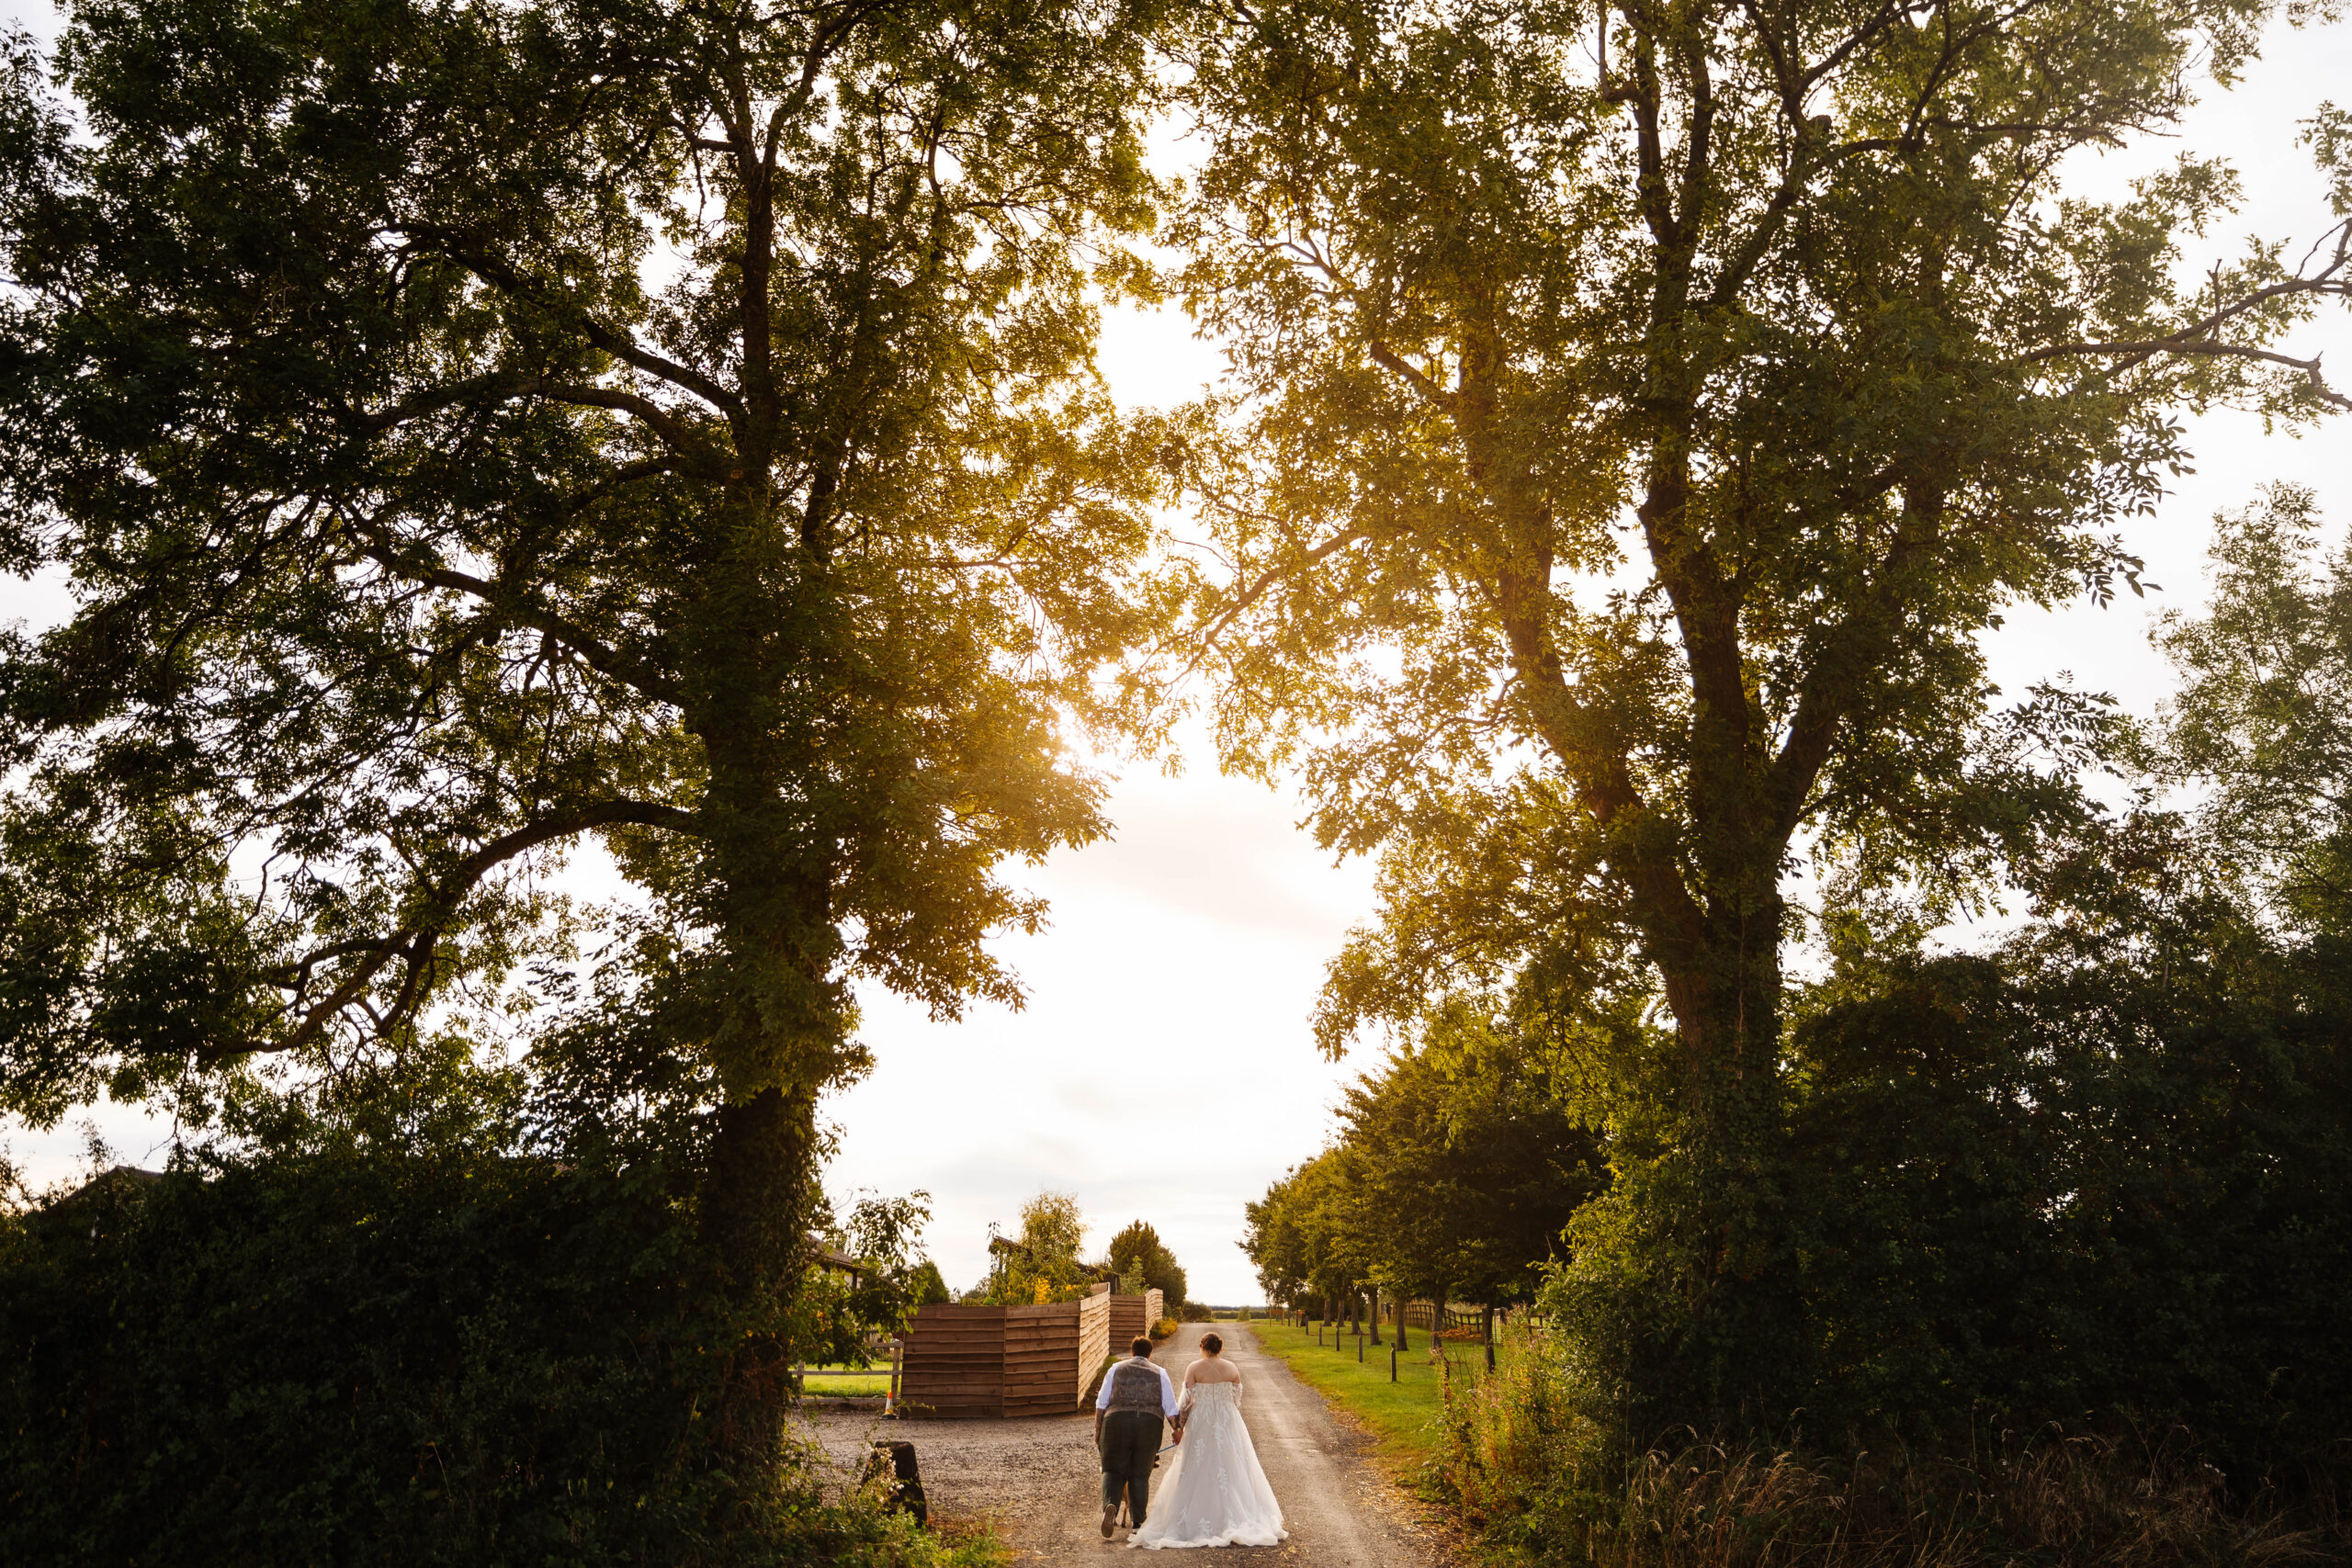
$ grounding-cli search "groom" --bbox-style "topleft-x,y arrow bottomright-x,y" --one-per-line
1094,1336 -> 1182,1538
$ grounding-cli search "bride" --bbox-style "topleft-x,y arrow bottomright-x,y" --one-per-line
1129,1332 -> 1286,1550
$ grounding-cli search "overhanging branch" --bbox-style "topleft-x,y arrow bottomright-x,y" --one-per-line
344,520 -> 685,708
253,800 -> 702,1061
2016,223 -> 2352,411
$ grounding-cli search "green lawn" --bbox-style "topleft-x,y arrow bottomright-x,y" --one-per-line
797,1364 -> 893,1397
1241,1317 -> 1495,1472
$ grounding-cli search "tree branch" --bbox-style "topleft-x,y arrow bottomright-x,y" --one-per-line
2016,224 -> 2352,410
1366,340 -> 1453,409
344,521 -> 685,707
1187,526 -> 1370,661
257,801 -> 703,1059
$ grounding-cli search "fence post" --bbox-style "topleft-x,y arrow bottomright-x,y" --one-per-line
1390,1344 -> 1397,1383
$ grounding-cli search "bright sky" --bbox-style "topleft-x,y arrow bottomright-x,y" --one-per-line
3,4 -> 2347,1303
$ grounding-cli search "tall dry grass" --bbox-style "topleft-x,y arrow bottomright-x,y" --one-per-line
1439,1329 -> 2346,1567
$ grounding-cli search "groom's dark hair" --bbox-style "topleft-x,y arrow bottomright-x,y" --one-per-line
1130,1337 -> 1154,1357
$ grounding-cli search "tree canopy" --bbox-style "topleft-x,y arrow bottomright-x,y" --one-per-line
1174,0 -> 2349,1404
987,1188 -> 1095,1303
1173,0 -> 2349,1071
1105,1216 -> 1189,1304
1243,1019 -> 1604,1316
0,0 -> 1178,1319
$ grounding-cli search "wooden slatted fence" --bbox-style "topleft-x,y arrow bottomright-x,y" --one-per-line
898,1291 -> 1113,1418
1105,1287 -> 1167,1346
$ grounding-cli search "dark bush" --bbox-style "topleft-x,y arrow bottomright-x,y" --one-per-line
1782,937 -> 2352,1465
1441,918 -> 2352,1562
0,1143 -> 952,1566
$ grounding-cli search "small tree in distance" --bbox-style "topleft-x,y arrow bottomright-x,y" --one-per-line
989,1190 -> 1093,1303
1106,1218 -> 1189,1304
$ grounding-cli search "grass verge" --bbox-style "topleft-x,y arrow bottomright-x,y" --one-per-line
1242,1316 -> 1501,1476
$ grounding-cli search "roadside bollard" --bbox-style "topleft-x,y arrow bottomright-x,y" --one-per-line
1390,1345 -> 1397,1382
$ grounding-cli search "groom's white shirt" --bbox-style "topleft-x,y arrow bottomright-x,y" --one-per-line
1095,1355 -> 1181,1417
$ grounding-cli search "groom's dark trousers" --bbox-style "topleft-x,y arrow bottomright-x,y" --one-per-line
1100,1410 -> 1162,1526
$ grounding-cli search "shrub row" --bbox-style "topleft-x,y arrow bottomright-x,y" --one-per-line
0,1145 -> 968,1567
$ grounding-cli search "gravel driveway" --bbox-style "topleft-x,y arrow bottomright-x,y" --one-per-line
802,1320 -> 1453,1566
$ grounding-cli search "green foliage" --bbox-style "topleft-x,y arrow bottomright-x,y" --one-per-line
1341,1019 -> 1606,1309
1442,1355 -> 2343,1568
0,0 -> 1180,1314
1171,0 -> 2350,1064
1533,855 -> 2352,1464
1171,0 -> 2352,1457
1243,1149 -> 1365,1310
1105,1218 -> 1188,1303
0,1143 -> 989,1567
908,1259 -> 955,1311
818,1194 -> 945,1354
986,1190 -> 1095,1304
1244,1031 -> 1604,1313
2152,483 -> 2352,933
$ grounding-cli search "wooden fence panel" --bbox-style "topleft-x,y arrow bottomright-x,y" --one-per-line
899,1303 -> 1007,1417
1077,1289 -> 1110,1403
899,1296 -> 1114,1418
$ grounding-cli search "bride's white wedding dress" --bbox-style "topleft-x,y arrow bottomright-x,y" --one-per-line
1129,1380 -> 1286,1550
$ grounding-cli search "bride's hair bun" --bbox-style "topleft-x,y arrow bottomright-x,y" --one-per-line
1200,1332 -> 1223,1354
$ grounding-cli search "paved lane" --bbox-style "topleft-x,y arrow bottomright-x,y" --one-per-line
804,1320 -> 1450,1566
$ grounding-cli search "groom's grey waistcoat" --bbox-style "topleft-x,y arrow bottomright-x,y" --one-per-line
1104,1359 -> 1163,1416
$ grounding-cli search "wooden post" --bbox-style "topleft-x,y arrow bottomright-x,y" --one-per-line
1390,1344 -> 1397,1382
1484,1303 -> 1497,1373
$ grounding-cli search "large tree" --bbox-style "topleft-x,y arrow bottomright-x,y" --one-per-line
1172,0 -> 2348,1352
0,0 -> 1170,1348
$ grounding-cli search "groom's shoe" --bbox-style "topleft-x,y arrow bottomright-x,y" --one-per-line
1102,1501 -> 1118,1539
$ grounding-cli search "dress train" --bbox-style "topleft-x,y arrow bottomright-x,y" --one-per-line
1128,1382 -> 1285,1550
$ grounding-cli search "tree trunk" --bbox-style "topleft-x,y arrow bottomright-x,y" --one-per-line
684,546 -> 858,1461
1655,913 -> 1792,1283
1369,1286 -> 1382,1346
